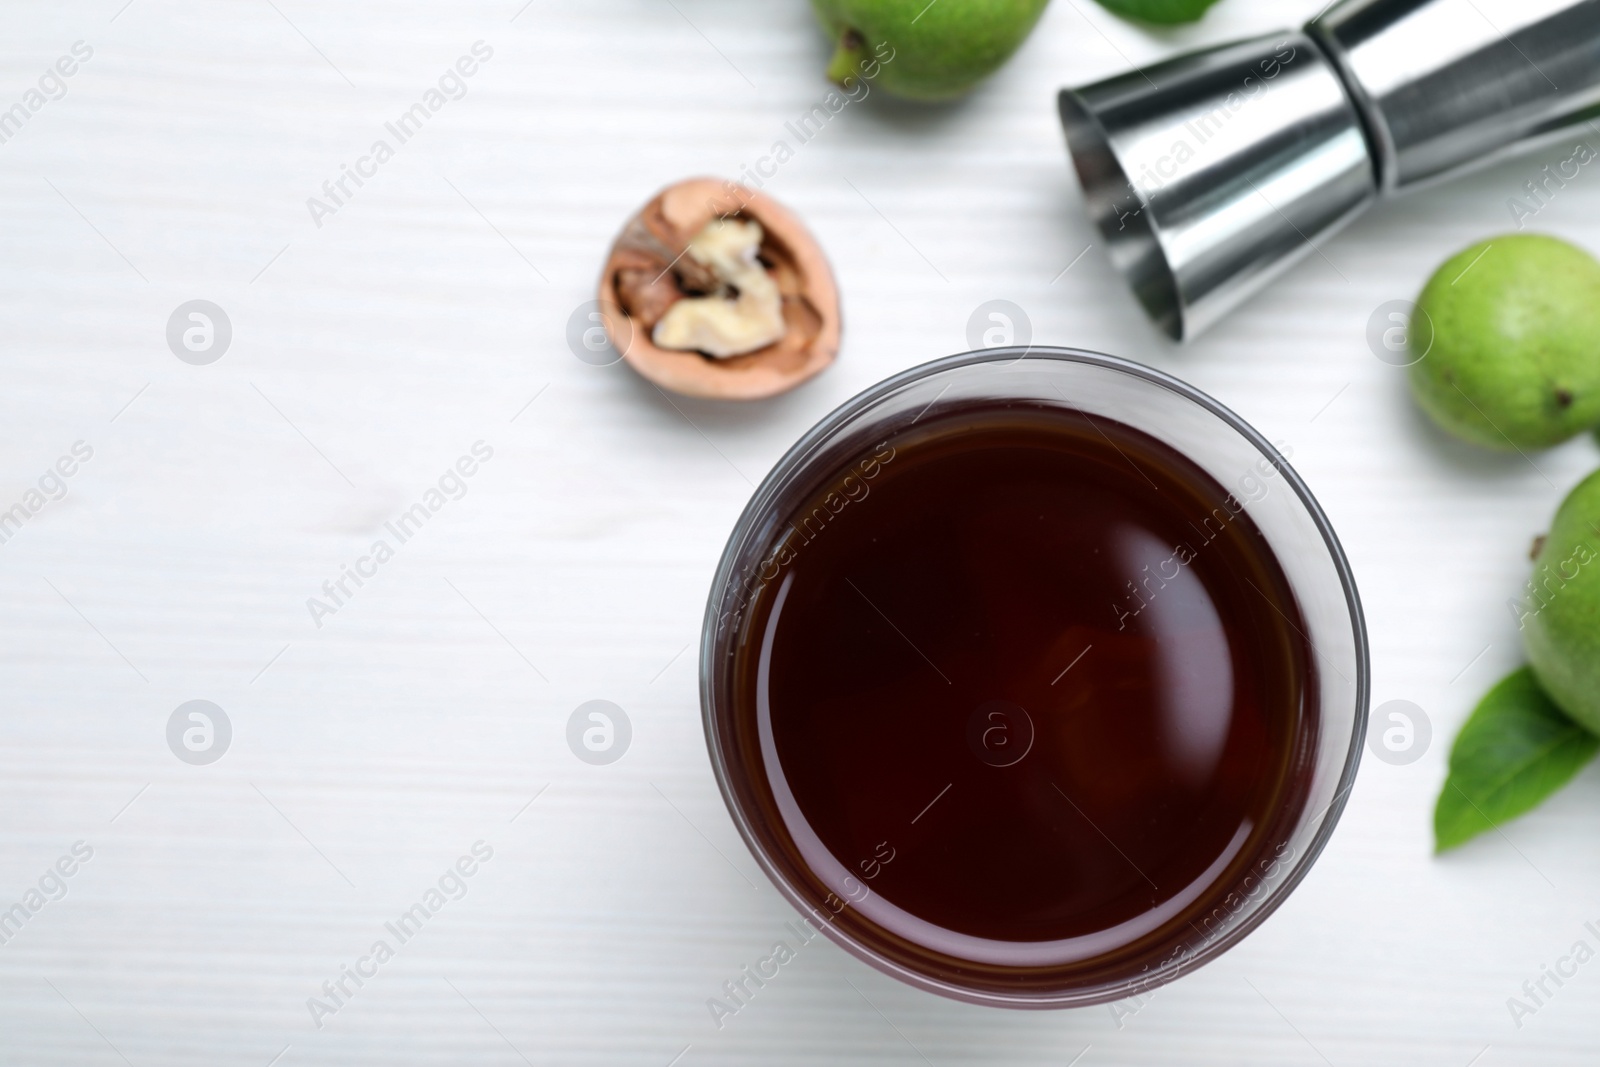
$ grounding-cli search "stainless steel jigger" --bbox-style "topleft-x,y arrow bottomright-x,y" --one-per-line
1058,0 -> 1600,340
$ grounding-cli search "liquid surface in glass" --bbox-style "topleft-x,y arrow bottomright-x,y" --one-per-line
732,404 -> 1314,967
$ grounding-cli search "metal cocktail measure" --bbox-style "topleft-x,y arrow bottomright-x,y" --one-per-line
1059,0 -> 1600,339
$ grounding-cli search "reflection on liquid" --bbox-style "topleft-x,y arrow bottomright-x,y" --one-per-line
1116,525 -> 1234,788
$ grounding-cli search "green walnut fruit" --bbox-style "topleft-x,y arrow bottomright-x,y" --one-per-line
1409,234 -> 1600,451
1522,469 -> 1600,732
1093,0 -> 1222,24
812,0 -> 1051,101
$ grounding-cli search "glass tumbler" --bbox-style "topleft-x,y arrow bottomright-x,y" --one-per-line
699,347 -> 1368,1008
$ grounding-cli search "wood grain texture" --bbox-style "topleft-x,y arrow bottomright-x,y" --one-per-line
2,0 -> 1600,1063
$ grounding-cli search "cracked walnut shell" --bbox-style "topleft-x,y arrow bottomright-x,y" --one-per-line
599,178 -> 840,399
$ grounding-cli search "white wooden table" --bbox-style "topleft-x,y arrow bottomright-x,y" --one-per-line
3,1 -> 1600,1063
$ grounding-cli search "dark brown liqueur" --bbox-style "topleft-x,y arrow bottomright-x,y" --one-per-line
722,404 -> 1317,994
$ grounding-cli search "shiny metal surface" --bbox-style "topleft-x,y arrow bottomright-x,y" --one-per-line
1059,0 -> 1600,339
1059,33 -> 1376,340
1311,0 -> 1600,190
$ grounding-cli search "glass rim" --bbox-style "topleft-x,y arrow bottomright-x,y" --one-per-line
699,345 -> 1370,1009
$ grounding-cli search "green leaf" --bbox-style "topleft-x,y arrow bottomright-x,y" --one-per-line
1434,666 -> 1600,852
1092,0 -> 1223,25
